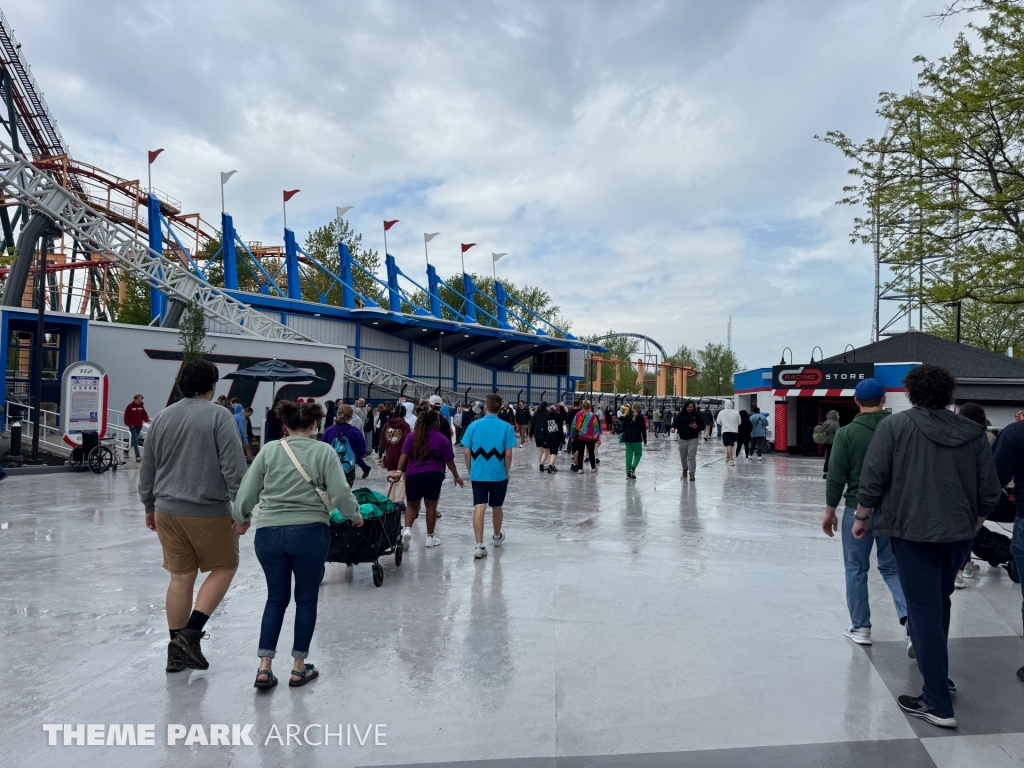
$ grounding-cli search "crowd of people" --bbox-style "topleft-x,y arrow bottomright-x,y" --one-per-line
821,366 -> 1024,730
131,360 -> 1024,727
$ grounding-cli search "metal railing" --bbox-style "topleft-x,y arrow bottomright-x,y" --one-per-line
3,402 -> 130,459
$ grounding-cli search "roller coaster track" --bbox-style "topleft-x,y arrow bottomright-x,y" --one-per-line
595,332 -> 668,362
0,139 -> 466,402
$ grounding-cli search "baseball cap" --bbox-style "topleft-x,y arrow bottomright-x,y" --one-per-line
428,394 -> 443,406
854,378 -> 885,401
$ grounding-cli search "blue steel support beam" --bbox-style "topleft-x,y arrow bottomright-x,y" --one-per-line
494,280 -> 513,330
385,254 -> 401,312
284,229 -> 300,299
427,264 -> 442,318
221,213 -> 239,290
462,272 -> 479,324
147,194 -> 165,322
339,243 -> 355,309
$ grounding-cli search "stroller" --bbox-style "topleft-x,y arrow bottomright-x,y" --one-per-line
972,492 -> 1020,585
325,487 -> 404,587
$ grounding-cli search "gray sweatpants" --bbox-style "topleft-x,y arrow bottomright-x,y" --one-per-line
678,438 -> 699,474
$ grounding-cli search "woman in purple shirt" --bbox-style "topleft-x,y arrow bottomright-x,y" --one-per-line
398,410 -> 464,549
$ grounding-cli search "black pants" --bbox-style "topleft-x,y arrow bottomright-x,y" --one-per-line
739,438 -> 752,457
573,439 -> 596,470
891,537 -> 973,718
822,445 -> 833,474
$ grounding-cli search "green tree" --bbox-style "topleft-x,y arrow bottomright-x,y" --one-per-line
689,343 -> 741,396
925,299 -> 1024,354
178,300 -> 213,366
202,235 -> 273,295
303,215 -> 382,305
821,0 -> 1024,311
666,343 -> 697,369
111,272 -> 151,326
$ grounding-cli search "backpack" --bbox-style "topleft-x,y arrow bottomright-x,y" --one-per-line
812,423 -> 830,445
331,432 -> 357,474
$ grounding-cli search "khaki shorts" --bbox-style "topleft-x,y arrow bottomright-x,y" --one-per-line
154,512 -> 239,573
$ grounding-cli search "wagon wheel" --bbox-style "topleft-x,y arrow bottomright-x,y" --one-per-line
69,446 -> 89,472
395,543 -> 403,567
372,563 -> 384,587
88,444 -> 116,474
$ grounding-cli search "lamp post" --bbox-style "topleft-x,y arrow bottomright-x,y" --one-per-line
810,346 -> 823,364
779,347 -> 793,365
841,344 -> 855,363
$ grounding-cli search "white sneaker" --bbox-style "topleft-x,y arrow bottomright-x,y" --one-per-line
492,531 -> 505,547
906,627 -> 915,659
402,527 -> 412,547
963,561 -> 979,578
425,535 -> 441,548
954,574 -> 968,589
844,626 -> 872,645
474,545 -> 487,559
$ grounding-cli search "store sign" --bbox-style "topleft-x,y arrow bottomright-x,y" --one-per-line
60,360 -> 109,445
771,363 -> 874,390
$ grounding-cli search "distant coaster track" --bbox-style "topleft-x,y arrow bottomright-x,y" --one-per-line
594,332 -> 668,363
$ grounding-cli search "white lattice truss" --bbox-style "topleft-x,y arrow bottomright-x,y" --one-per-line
0,138 -> 469,401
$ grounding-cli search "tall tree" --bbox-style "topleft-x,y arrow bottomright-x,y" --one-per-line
925,298 -> 1024,354
690,343 -> 742,396
821,0 -> 1024,311
178,300 -> 214,366
303,215 -> 382,304
112,272 -> 151,326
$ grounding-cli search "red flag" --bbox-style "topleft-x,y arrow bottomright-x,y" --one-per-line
147,148 -> 164,164
283,189 -> 300,202
461,243 -> 476,253
383,219 -> 399,231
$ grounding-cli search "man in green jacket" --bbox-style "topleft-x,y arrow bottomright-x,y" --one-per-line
821,379 -> 908,651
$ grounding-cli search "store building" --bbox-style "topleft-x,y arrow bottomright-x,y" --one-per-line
733,332 -> 1024,456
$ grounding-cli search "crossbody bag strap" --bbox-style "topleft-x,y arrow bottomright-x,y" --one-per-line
279,438 -> 316,485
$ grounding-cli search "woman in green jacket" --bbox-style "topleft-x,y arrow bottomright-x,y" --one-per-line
233,400 -> 363,690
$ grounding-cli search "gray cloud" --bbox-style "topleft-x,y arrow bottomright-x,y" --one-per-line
9,0 -> 967,366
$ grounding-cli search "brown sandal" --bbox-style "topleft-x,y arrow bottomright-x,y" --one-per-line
254,668 -> 277,689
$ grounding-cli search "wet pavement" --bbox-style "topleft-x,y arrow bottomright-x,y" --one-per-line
2,436 -> 1022,767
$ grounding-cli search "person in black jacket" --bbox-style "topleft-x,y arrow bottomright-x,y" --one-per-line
856,365 -> 1000,729
992,409 -> 1024,686
530,402 -> 551,472
621,403 -> 647,479
672,400 -> 703,480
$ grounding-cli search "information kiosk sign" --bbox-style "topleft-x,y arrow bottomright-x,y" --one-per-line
60,361 -> 109,446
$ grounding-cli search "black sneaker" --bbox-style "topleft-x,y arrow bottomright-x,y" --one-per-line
947,678 -> 956,694
166,641 -> 186,673
172,628 -> 210,670
1017,666 -> 1024,683
539,464 -> 545,472
897,695 -> 957,728
548,465 -> 558,472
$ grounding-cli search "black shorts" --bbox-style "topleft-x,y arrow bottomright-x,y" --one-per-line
546,436 -> 563,454
405,471 -> 445,502
535,437 -> 546,448
471,479 -> 508,508
722,433 -> 737,447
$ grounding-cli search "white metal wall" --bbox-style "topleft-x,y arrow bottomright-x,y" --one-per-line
412,343 -> 453,378
569,348 -> 584,378
361,326 -> 410,352
457,360 -> 493,385
284,314 -> 357,346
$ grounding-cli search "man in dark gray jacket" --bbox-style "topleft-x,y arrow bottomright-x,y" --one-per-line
855,365 -> 1000,729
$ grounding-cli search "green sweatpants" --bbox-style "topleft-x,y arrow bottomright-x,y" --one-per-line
625,441 -> 643,474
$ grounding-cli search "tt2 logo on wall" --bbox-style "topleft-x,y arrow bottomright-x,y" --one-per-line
144,350 -> 337,407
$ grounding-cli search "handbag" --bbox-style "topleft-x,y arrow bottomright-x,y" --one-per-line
279,438 -> 333,512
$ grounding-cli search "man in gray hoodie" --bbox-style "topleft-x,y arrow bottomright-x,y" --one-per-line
139,360 -> 248,674
856,365 -> 1000,729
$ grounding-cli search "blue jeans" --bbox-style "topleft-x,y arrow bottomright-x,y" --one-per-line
1013,516 -> 1024,630
841,507 -> 907,628
129,426 -> 141,459
254,523 -> 331,659
892,537 -> 973,718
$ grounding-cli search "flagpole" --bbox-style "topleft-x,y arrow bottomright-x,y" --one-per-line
384,226 -> 389,258
424,238 -> 430,268
221,183 -> 225,213
283,198 -> 287,231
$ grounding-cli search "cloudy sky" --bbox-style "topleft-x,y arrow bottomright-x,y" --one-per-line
8,0 -> 969,366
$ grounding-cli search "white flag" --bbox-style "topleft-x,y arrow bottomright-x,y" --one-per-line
424,232 -> 441,243
336,205 -> 354,219
220,170 -> 237,185
492,252 -> 508,262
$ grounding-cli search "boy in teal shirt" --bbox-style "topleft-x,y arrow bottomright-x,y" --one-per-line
461,393 -> 518,559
